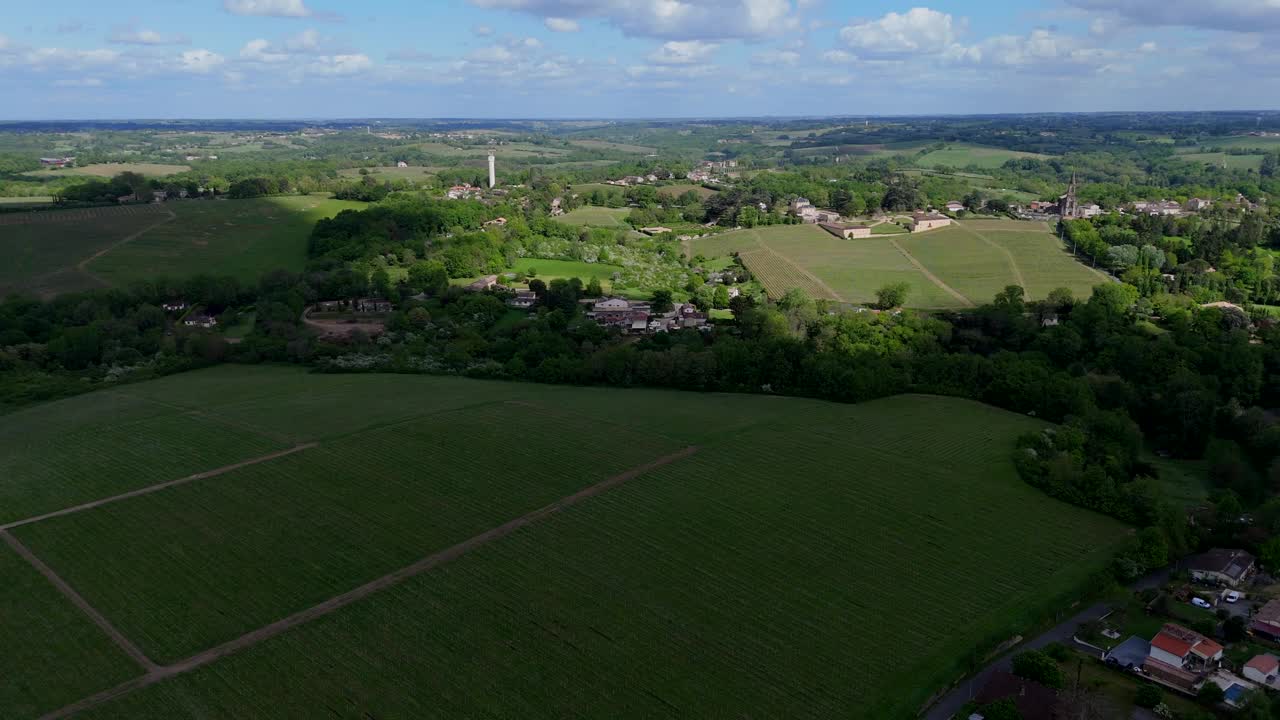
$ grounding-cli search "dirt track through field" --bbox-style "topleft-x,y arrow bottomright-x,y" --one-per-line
1,531 -> 159,673
954,222 -> 1027,291
76,209 -> 176,282
887,238 -> 975,307
751,231 -> 846,302
1,444 -> 318,531
39,445 -> 699,720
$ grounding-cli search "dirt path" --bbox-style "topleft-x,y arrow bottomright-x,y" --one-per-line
2,444 -> 317,531
40,445 -> 699,720
108,390 -> 299,446
751,232 -> 846,302
954,222 -> 1027,291
887,238 -> 975,307
2,531 -> 159,674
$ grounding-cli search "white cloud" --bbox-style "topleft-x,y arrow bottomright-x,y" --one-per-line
822,49 -> 856,64
180,49 -> 226,73
468,0 -> 798,40
24,48 -> 121,68
752,49 -> 799,66
306,53 -> 372,75
1139,41 -> 1157,53
53,77 -> 103,87
240,38 -> 290,63
1068,0 -> 1280,33
545,17 -> 580,32
223,0 -> 312,18
284,29 -> 321,53
840,8 -> 963,56
648,40 -> 718,64
109,26 -> 189,46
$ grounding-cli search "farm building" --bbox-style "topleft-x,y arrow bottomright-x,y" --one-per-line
508,290 -> 537,309
1148,623 -> 1223,672
353,298 -> 393,313
466,275 -> 500,292
1244,655 -> 1279,685
1186,548 -> 1255,587
945,201 -> 965,213
819,222 -> 872,240
909,213 -> 952,232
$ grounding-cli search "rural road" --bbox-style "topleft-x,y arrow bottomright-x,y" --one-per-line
923,569 -> 1170,720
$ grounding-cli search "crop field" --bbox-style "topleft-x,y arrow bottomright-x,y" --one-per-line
336,165 -> 444,179
695,221 -> 1103,307
568,139 -> 657,154
22,163 -> 191,178
656,182 -> 719,199
0,195 -> 54,206
916,143 -> 1050,169
1196,135 -> 1280,151
0,366 -> 1128,719
554,205 -> 632,227
0,196 -> 365,296
1178,152 -> 1265,170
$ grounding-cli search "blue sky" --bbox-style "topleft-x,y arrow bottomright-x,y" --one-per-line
0,0 -> 1276,119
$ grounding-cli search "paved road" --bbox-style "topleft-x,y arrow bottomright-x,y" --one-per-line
923,569 -> 1170,720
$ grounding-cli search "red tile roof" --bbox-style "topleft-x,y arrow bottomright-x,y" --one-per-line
1247,655 -> 1279,674
1151,631 -> 1193,658
1191,638 -> 1223,659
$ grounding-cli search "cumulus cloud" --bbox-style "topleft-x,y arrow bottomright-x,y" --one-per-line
223,0 -> 312,18
1067,0 -> 1280,33
284,28 -> 322,52
306,53 -> 372,75
648,40 -> 718,64
24,48 -> 121,68
840,7 -> 963,56
822,49 -> 856,64
468,0 -> 798,40
109,26 -> 189,46
752,49 -> 799,66
240,38 -> 290,63
180,49 -> 226,73
545,17 -> 580,32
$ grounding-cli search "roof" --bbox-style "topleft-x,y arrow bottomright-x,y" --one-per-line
912,212 -> 949,221
1247,655 -> 1279,674
1106,636 -> 1151,668
1191,638 -> 1223,659
1151,630 -> 1193,658
1255,599 -> 1280,627
973,671 -> 1058,720
1187,548 -> 1255,581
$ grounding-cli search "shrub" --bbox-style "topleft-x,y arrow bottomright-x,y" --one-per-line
1135,683 -> 1162,709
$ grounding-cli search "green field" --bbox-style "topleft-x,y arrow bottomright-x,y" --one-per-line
1195,135 -> 1280,151
508,258 -> 623,282
916,144 -> 1050,170
336,165 -> 444,180
1,366 -> 1127,719
22,163 -> 190,178
0,195 -> 54,206
694,221 -> 1104,307
657,182 -> 719,199
568,139 -> 657,154
555,205 -> 632,227
0,196 -> 366,296
1178,152 -> 1265,170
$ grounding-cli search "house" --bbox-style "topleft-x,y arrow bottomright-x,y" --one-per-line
483,217 -> 508,227
446,184 -> 479,200
971,671 -> 1058,720
1244,655 -> 1279,685
1186,198 -> 1212,212
640,226 -> 673,236
910,212 -> 952,232
152,190 -> 168,203
396,161 -> 408,168
314,300 -> 345,312
183,312 -> 217,328
1149,623 -> 1223,671
945,201 -> 965,213
790,197 -> 812,213
1186,548 -> 1255,587
1251,599 -> 1280,640
819,222 -> 872,239
353,298 -> 392,313
161,301 -> 188,312
795,204 -> 840,224
550,197 -> 564,216
1079,203 -> 1103,218
726,287 -> 740,299
465,275 -> 500,292
508,289 -> 537,309
39,156 -> 74,167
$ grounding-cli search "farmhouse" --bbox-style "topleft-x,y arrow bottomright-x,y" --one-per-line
1244,655 -> 1279,685
945,201 -> 965,213
909,213 -> 952,232
1148,623 -> 1223,672
465,275 -> 500,292
1186,548 -> 1255,587
819,222 -> 872,239
1186,198 -> 1212,212
508,290 -> 537,309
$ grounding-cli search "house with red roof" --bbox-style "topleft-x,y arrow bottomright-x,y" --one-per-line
1148,623 -> 1223,671
1244,654 -> 1279,685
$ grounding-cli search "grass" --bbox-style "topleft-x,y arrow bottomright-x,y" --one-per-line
871,221 -> 909,234
657,183 -> 719,199
21,163 -> 190,178
568,139 -> 657,154
0,195 -> 54,205
1195,135 -> 1280,151
508,258 -> 623,283
916,143 -> 1050,170
336,166 -> 443,180
554,205 -> 632,227
1178,152 -> 1265,171
0,366 -> 1129,720
0,542 -> 142,718
220,311 -> 256,339
0,196 -> 366,296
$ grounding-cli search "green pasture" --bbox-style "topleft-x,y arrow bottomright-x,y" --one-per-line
916,143 -> 1050,170
554,206 -> 632,227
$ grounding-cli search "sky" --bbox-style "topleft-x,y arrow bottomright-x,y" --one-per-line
1,0 -> 1278,119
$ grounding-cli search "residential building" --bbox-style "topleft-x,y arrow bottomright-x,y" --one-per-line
1253,600 -> 1280,641
945,201 -> 965,213
353,298 -> 393,313
910,213 -> 952,232
39,156 -> 74,167
508,290 -> 537,309
1186,197 -> 1212,212
152,190 -> 168,203
161,301 -> 188,312
1186,548 -> 1255,587
183,312 -> 217,328
397,161 -> 408,168
465,275 -> 500,292
790,197 -> 812,213
446,184 -> 479,200
1244,655 -> 1279,685
1148,623 -> 1224,672
819,222 -> 872,239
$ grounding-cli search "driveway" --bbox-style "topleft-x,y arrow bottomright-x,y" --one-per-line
923,568 -> 1169,720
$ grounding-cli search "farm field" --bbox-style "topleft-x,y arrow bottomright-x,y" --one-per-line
0,195 -> 54,206
694,221 -> 1104,307
916,143 -> 1050,169
335,165 -> 444,179
656,182 -> 719,199
0,366 -> 1128,720
568,138 -> 657,154
506,257 -> 623,282
0,196 -> 366,296
1178,152 -> 1265,170
554,205 -> 631,227
22,163 -> 190,178
1195,135 -> 1280,151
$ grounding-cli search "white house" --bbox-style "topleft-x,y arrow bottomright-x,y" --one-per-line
910,213 -> 952,232
1149,623 -> 1223,670
1244,655 -> 1279,685
945,201 -> 965,213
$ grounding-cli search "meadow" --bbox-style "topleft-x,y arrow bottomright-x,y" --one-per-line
1196,135 -> 1280,151
1177,152 -> 1265,170
0,366 -> 1128,720
694,220 -> 1104,308
507,257 -> 623,282
0,196 -> 365,296
567,139 -> 657,154
335,166 -> 444,180
916,143 -> 1050,169
554,205 -> 632,227
22,163 -> 190,179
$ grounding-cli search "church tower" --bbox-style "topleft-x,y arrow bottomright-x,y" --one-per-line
1058,172 -> 1079,218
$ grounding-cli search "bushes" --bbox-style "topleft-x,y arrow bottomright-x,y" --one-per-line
1010,649 -> 1063,689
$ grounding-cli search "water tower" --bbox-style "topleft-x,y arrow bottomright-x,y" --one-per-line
488,153 -> 496,189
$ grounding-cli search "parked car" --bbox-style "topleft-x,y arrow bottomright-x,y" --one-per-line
1225,591 -> 1241,603
1192,597 -> 1212,609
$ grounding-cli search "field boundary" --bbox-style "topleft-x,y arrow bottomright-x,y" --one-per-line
752,231 -> 846,302
954,223 -> 1027,291
38,445 -> 700,720
78,210 -> 177,283
1,530 -> 159,673
887,238 -> 975,307
1,443 -> 318,532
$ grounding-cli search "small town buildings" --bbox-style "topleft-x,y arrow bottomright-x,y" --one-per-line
396,161 -> 409,168
909,213 -> 952,232
1148,623 -> 1224,672
446,184 -> 480,200
819,222 -> 872,239
353,298 -> 392,313
161,301 -> 188,312
1187,548 -> 1255,587
183,312 -> 217,328
790,198 -> 841,224
508,289 -> 537,309
1244,655 -> 1279,685
587,297 -> 707,334
640,226 -> 673,236
466,275 -> 500,292
1186,198 -> 1212,212
1255,600 -> 1280,642
945,201 -> 965,213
